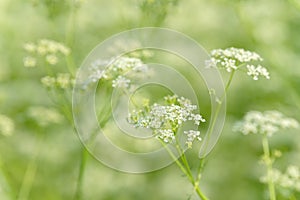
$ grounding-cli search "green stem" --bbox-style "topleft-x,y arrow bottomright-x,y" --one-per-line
17,132 -> 45,200
196,70 -> 235,181
64,0 -> 78,76
158,140 -> 191,181
74,148 -> 88,200
262,135 -> 276,200
160,139 -> 209,200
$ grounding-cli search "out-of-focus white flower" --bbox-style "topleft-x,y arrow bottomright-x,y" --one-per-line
261,165 -> 300,193
0,114 -> 14,136
23,43 -> 36,53
23,39 -> 70,68
206,47 -> 269,80
83,56 -> 148,90
46,54 -> 58,65
41,76 -> 56,88
40,73 -> 74,89
112,76 -> 131,89
234,110 -> 299,137
27,106 -> 64,126
23,56 -> 37,68
128,95 -> 205,148
56,73 -> 73,89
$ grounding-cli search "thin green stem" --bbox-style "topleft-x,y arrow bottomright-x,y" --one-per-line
262,134 -> 276,200
196,70 -> 235,182
74,148 -> 88,200
17,132 -> 45,200
64,0 -> 77,76
160,139 -> 209,200
158,140 -> 191,181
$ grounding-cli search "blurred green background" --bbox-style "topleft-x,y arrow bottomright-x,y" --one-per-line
0,0 -> 300,199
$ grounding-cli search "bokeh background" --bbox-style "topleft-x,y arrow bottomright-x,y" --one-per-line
0,0 -> 300,199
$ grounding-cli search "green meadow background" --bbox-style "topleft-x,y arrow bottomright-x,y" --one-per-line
0,0 -> 300,199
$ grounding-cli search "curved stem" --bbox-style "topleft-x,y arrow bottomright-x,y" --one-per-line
262,135 -> 276,200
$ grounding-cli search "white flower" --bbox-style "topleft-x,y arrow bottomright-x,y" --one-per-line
84,56 -> 148,89
23,43 -> 36,53
112,76 -> 131,89
128,95 -> 205,147
261,165 -> 300,192
155,129 -> 175,143
46,54 -> 58,65
234,110 -> 299,137
23,56 -> 37,68
27,106 -> 64,126
246,64 -> 270,80
23,39 -> 70,68
41,76 -> 56,88
41,73 -> 74,89
184,130 -> 202,148
206,47 -> 269,80
0,114 -> 14,136
56,73 -> 73,89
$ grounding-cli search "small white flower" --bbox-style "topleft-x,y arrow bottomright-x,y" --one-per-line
155,129 -> 175,143
206,47 -> 269,80
41,76 -> 56,88
234,110 -> 299,137
112,76 -> 130,89
56,73 -> 72,89
46,54 -> 58,65
23,43 -> 36,53
0,114 -> 14,136
246,64 -> 270,80
265,165 -> 300,192
128,95 -> 205,147
28,106 -> 64,126
23,56 -> 37,68
184,130 -> 202,148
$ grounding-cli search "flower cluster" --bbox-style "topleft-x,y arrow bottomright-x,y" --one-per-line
0,114 -> 14,136
205,47 -> 270,80
83,56 -> 148,90
234,110 -> 299,137
260,165 -> 300,192
23,39 -> 70,67
127,95 -> 205,148
27,106 -> 64,126
41,73 -> 74,89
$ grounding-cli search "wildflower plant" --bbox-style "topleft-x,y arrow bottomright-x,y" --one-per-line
111,45 -> 271,199
235,111 -> 299,200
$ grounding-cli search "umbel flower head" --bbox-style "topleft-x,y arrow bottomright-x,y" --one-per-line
23,39 -> 70,67
234,110 -> 299,137
83,56 -> 148,90
127,95 -> 205,148
41,73 -> 74,90
206,47 -> 270,80
260,165 -> 300,193
0,114 -> 14,136
27,106 -> 64,127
